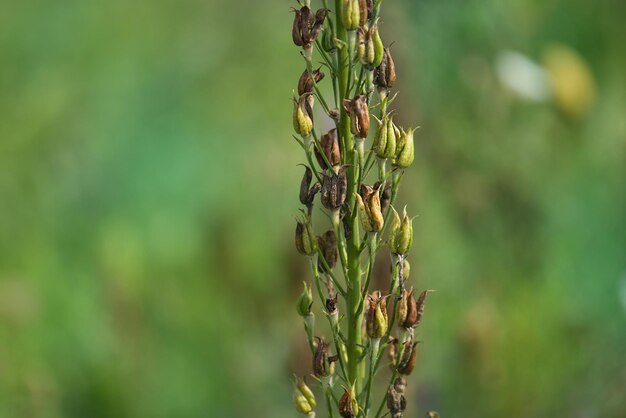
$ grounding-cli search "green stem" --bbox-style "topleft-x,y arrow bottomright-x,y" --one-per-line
335,0 -> 364,396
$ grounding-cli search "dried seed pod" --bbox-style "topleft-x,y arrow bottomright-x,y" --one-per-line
343,95 -> 370,139
397,341 -> 418,375
413,289 -> 431,328
292,6 -> 327,48
299,166 -> 321,207
326,295 -> 338,315
321,167 -> 347,210
315,129 -> 342,170
293,94 -> 314,137
298,67 -> 325,96
388,206 -> 413,255
373,180 -> 392,217
394,127 -> 416,168
338,384 -> 359,418
387,336 -> 399,367
296,281 -> 314,317
366,290 -> 388,339
313,336 -> 336,377
293,376 -> 317,415
387,377 -> 407,418
374,47 -> 397,90
396,288 -> 418,329
317,229 -> 338,272
295,219 -> 317,256
355,183 -> 384,232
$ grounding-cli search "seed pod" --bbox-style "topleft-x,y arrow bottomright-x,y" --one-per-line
293,94 -> 314,137
397,341 -> 418,375
394,127 -> 415,168
292,6 -> 327,48
343,95 -> 370,139
338,384 -> 359,418
321,167 -> 347,210
358,0 -> 369,26
296,281 -> 314,317
413,289 -> 431,328
387,377 -> 407,418
357,21 -> 384,69
374,180 -> 392,217
295,219 -> 317,256
355,184 -> 384,233
326,294 -> 338,324
317,230 -> 338,272
298,67 -> 325,96
373,115 -> 397,159
299,166 -> 321,207
402,259 -> 411,280
321,26 -> 337,52
366,290 -> 388,339
340,0 -> 360,31
387,336 -> 399,367
388,207 -> 413,255
313,336 -> 336,377
396,288 -> 418,329
315,129 -> 342,170
294,376 -> 317,415
374,47 -> 397,90
427,412 -> 441,418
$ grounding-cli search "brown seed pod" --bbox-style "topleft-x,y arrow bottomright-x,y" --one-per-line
374,47 -> 397,90
315,128 -> 342,170
338,385 -> 358,418
298,67 -> 325,96
343,95 -> 370,138
317,229 -> 338,272
396,288 -> 418,329
292,6 -> 327,48
414,289 -> 432,328
321,166 -> 347,210
397,341 -> 418,375
387,377 -> 407,418
312,336 -> 336,377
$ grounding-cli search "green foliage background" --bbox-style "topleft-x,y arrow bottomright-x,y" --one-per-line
0,0 -> 624,417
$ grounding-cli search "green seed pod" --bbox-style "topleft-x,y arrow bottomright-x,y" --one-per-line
374,115 -> 397,159
371,21 -> 384,67
339,384 -> 359,418
355,184 -> 384,233
341,0 -> 360,31
394,127 -> 415,168
293,376 -> 316,415
293,94 -> 314,137
389,207 -> 412,255
402,259 -> 411,280
295,219 -> 317,256
366,290 -> 388,339
296,281 -> 314,317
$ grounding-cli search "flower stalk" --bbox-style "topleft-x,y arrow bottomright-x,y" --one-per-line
289,1 -> 435,416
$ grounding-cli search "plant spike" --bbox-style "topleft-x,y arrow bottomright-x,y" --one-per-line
289,1 -> 435,417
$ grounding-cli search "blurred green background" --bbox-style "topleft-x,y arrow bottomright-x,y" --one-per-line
1,0 -> 625,417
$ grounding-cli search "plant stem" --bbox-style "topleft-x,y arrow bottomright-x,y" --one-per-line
335,0 -> 364,395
